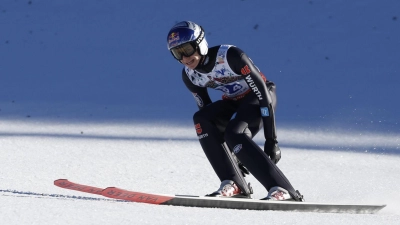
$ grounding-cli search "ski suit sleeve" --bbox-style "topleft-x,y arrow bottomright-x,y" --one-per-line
182,68 -> 213,110
226,47 -> 277,140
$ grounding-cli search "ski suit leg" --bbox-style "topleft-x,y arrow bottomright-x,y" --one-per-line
224,90 -> 300,199
193,100 -> 251,194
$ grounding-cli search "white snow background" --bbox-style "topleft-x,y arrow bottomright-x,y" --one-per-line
1,0 -> 400,224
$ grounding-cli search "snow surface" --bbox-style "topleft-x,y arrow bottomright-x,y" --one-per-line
1,0 -> 400,224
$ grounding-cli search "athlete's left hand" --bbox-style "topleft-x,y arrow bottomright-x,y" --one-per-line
264,139 -> 281,164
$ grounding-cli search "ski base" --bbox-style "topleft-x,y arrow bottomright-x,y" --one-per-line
54,179 -> 386,214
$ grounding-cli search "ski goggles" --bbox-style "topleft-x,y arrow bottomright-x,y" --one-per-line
170,42 -> 197,60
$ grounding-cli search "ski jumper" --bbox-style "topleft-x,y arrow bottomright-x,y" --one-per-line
182,45 -> 300,200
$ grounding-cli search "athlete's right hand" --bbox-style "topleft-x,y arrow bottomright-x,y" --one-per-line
264,139 -> 281,164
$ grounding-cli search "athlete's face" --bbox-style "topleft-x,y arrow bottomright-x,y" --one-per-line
180,51 -> 201,70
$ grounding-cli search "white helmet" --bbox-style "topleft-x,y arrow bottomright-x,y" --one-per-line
167,21 -> 208,60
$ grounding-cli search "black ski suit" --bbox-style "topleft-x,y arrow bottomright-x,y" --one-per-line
182,45 -> 301,200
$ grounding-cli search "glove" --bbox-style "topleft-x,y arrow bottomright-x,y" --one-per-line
264,139 -> 281,164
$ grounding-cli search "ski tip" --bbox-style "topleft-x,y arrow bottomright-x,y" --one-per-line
102,187 -> 118,193
54,179 -> 69,184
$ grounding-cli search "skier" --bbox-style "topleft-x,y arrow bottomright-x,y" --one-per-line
166,21 -> 303,201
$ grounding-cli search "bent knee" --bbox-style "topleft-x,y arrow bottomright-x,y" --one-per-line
224,121 -> 252,145
193,110 -> 208,123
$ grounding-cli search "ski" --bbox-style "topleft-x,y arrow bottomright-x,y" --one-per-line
54,179 -> 386,214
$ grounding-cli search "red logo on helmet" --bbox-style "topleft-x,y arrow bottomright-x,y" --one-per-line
168,32 -> 180,45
